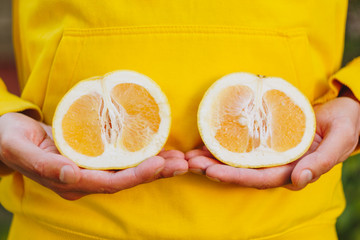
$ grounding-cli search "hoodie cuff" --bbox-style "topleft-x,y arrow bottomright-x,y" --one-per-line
314,57 -> 360,156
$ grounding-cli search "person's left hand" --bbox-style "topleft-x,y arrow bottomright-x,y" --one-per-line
186,96 -> 360,190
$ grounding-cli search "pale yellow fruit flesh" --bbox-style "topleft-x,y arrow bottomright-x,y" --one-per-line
212,86 -> 306,153
213,85 -> 253,152
61,83 -> 161,156
62,93 -> 104,157
264,89 -> 306,152
111,83 -> 161,152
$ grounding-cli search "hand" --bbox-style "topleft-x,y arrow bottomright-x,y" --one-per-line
186,97 -> 360,190
0,113 -> 188,200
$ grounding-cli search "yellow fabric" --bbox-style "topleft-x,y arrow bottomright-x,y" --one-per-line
314,56 -> 360,105
8,214 -> 338,240
314,56 -> 360,155
0,79 -> 41,120
333,57 -> 360,99
0,0 -> 358,239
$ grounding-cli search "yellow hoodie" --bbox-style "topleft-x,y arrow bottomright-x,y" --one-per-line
1,0 -> 359,239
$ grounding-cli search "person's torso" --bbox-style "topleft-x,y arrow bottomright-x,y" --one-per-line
2,0 -> 346,239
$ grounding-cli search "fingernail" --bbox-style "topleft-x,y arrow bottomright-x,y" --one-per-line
173,170 -> 187,177
206,175 -> 221,182
298,169 -> 313,188
60,165 -> 77,184
189,168 -> 205,175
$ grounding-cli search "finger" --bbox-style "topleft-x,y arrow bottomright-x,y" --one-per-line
303,133 -> 322,157
39,122 -> 54,140
38,135 -> 60,154
158,149 -> 185,159
72,156 -> 165,194
159,157 -> 188,178
188,156 -> 220,174
283,176 -> 321,191
185,149 -> 214,160
291,122 -> 357,189
206,164 -> 294,189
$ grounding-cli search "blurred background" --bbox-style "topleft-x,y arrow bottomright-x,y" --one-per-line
0,0 -> 360,239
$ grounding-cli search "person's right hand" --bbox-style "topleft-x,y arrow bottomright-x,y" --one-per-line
0,112 -> 188,200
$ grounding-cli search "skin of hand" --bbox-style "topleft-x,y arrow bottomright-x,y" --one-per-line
186,96 -> 360,190
0,112 -> 188,200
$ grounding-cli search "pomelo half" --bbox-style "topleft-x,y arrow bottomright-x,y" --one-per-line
53,70 -> 171,170
198,73 -> 316,168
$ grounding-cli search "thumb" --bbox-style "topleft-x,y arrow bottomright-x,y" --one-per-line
291,123 -> 355,189
53,155 -> 81,184
32,151 -> 81,184
10,138 -> 81,184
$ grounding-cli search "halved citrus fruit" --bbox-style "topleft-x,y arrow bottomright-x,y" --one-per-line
53,70 -> 171,170
198,73 -> 316,168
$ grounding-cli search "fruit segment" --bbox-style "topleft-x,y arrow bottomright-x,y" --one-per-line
111,83 -> 161,152
213,85 -> 253,152
62,93 -> 105,157
263,90 -> 305,152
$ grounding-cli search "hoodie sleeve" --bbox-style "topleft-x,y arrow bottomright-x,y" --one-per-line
314,57 -> 360,156
0,78 -> 42,119
0,78 -> 42,176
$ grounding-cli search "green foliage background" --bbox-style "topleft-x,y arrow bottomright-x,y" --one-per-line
0,0 -> 360,239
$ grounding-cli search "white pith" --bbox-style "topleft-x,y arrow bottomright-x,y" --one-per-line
198,73 -> 316,168
53,70 -> 171,169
